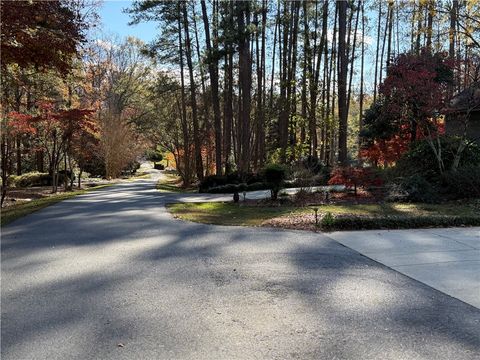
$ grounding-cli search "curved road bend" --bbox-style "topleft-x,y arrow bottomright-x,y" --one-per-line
2,175 -> 480,359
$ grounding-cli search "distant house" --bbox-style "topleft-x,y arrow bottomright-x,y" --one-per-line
445,82 -> 480,146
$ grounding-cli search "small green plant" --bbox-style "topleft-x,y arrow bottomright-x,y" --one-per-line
321,211 -> 335,229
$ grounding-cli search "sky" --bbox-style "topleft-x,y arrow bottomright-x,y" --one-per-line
98,0 -> 156,43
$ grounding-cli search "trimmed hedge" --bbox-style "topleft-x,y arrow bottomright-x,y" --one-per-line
320,214 -> 480,231
206,182 -> 271,193
199,172 -> 266,193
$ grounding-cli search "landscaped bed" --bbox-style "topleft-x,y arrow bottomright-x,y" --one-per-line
167,199 -> 480,231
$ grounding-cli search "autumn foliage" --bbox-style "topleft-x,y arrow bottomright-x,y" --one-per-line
361,50 -> 452,165
1,0 -> 85,74
328,167 -> 383,195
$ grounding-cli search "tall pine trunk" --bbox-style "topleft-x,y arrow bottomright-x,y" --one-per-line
201,0 -> 222,175
337,0 -> 348,165
182,2 -> 203,181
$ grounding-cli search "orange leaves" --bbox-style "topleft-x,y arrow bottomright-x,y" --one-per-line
328,166 -> 383,194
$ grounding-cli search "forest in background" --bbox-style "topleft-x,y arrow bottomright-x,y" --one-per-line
1,0 -> 480,203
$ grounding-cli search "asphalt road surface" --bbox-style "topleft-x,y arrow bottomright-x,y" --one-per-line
2,176 -> 480,359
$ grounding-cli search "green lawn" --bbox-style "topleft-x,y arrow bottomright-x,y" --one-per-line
167,201 -> 480,230
1,184 -> 113,226
167,202 -> 297,226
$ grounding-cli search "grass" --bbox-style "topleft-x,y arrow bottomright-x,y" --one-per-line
167,202 -> 297,226
157,173 -> 196,193
167,200 -> 480,230
1,184 -> 113,226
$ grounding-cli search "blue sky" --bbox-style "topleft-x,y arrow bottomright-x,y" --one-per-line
99,0 -> 156,43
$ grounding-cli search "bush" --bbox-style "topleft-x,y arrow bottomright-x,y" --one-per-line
12,171 -> 75,188
15,172 -> 51,187
199,175 -> 229,192
122,161 -> 141,175
146,149 -> 163,163
321,212 -> 335,228
291,168 -> 314,188
199,172 -> 266,193
301,155 -> 325,174
441,165 -> 480,199
395,136 -> 480,179
83,155 -> 106,177
320,214 -> 480,231
58,170 -> 75,184
328,166 -> 383,195
263,164 -> 287,200
387,174 -> 439,203
6,175 -> 19,187
206,184 -> 240,194
205,182 -> 270,193
246,182 -> 268,191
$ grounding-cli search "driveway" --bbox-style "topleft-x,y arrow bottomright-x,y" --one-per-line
327,228 -> 480,308
2,176 -> 480,359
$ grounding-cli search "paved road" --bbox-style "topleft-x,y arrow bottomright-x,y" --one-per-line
2,176 -> 480,359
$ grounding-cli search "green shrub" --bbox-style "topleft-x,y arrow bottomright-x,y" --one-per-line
321,212 -> 335,228
146,149 -> 163,163
122,161 -> 141,175
395,136 -> 480,178
246,182 -> 268,191
15,172 -> 51,187
263,164 -> 287,200
199,172 -> 266,193
7,175 -> 19,187
206,182 -> 271,193
387,174 -> 439,203
206,184 -> 240,194
320,214 -> 480,231
441,165 -> 480,199
83,155 -> 106,177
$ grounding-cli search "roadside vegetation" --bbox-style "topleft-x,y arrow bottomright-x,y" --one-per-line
168,199 -> 480,232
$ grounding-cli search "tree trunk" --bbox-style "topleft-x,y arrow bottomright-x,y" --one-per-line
373,1 -> 382,103
426,0 -> 434,51
386,1 -> 394,69
347,1 -> 361,116
182,2 -> 203,181
236,1 -> 252,173
358,0 -> 365,155
177,3 -> 191,186
337,0 -> 348,165
201,0 -> 222,175
16,136 -> 21,175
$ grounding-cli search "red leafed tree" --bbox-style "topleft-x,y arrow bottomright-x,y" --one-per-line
1,112 -> 36,205
31,102 -> 95,193
328,167 -> 383,196
1,0 -> 85,74
361,50 -> 452,167
70,128 -> 100,189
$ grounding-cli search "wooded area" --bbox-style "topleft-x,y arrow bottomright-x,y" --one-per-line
1,0 -> 480,204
